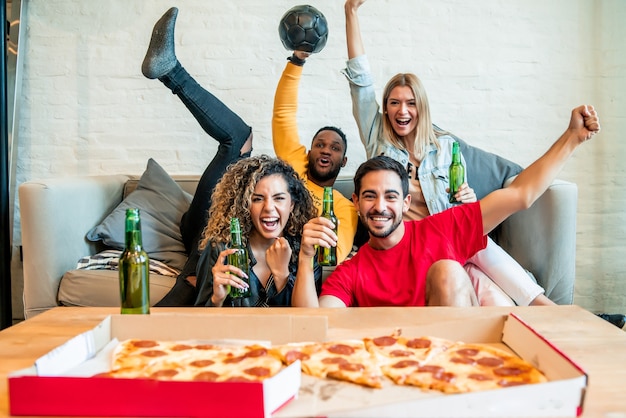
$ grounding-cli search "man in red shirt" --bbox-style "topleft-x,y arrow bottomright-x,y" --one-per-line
293,105 -> 600,307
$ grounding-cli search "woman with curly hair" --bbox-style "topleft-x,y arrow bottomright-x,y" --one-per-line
194,155 -> 323,307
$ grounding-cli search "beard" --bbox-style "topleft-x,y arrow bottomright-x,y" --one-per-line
307,158 -> 342,184
360,211 -> 403,239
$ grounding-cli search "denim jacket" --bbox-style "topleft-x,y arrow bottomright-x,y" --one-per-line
341,55 -> 467,215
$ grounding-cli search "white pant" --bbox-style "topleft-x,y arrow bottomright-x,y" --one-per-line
466,237 -> 545,306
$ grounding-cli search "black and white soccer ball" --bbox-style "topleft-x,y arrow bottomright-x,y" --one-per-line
278,5 -> 328,53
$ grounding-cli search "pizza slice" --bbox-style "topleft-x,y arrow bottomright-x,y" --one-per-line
405,342 -> 548,393
273,340 -> 383,388
363,332 -> 455,385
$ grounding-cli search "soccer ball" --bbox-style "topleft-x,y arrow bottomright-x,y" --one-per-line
278,5 -> 328,53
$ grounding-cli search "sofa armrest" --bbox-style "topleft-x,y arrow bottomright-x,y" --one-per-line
494,179 -> 578,304
19,175 -> 130,318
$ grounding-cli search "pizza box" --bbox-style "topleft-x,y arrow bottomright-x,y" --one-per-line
8,312 -> 328,418
274,312 -> 588,418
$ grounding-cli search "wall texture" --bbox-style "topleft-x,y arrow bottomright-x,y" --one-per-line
10,0 -> 626,317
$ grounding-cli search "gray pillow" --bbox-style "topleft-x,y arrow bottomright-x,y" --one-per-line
86,158 -> 192,270
437,126 -> 523,199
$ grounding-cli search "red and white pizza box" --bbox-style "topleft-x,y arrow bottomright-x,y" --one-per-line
8,313 -> 327,418
275,313 -> 588,418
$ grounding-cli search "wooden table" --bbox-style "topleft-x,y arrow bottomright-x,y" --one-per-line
1,306 -> 625,417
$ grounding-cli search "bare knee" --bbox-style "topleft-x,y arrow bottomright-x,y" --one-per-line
426,260 -> 478,306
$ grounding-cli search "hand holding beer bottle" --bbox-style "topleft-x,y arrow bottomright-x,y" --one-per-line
448,141 -> 465,205
317,186 -> 338,266
228,217 -> 252,299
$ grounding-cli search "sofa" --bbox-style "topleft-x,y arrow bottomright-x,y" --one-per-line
19,152 -> 578,319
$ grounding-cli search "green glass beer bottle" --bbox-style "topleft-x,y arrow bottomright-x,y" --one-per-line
317,186 -> 337,266
228,217 -> 251,299
448,141 -> 465,205
119,208 -> 150,314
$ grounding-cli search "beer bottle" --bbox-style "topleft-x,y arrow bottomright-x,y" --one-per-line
119,208 -> 150,314
448,141 -> 465,205
227,217 -> 251,299
317,186 -> 337,266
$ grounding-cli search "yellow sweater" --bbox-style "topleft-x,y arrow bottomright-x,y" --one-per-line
272,62 -> 358,263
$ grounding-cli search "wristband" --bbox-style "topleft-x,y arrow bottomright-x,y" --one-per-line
287,53 -> 306,66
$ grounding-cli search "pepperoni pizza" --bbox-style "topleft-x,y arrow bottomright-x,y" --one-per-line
99,339 -> 283,382
98,334 -> 547,393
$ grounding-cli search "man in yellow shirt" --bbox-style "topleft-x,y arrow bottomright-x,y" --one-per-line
272,51 -> 358,263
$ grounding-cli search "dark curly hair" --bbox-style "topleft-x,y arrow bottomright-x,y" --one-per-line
199,155 -> 316,261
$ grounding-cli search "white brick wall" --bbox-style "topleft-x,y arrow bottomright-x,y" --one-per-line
10,0 -> 626,316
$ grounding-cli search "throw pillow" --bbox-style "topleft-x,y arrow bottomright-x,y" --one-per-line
436,125 -> 523,199
86,158 -> 192,270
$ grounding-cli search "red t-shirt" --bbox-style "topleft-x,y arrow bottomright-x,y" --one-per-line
320,202 -> 487,307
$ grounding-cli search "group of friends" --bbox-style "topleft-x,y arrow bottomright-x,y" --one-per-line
140,1 -> 601,309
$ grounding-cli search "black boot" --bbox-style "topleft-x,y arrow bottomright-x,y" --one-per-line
597,313 -> 626,329
141,7 -> 179,79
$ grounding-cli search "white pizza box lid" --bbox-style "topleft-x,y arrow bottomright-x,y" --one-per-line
8,312 -> 328,418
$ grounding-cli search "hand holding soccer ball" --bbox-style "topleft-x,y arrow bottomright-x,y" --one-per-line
278,5 -> 328,54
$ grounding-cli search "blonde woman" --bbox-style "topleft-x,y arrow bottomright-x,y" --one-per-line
343,0 -> 554,306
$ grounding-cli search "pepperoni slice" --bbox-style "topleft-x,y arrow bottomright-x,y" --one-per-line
451,356 -> 475,365
373,336 -> 397,347
244,367 -> 271,377
406,338 -> 431,349
171,344 -> 193,351
468,373 -> 493,381
223,355 -> 246,364
391,359 -> 420,369
245,348 -> 268,358
140,349 -> 168,358
193,371 -> 219,381
131,340 -> 158,348
455,348 -> 479,357
417,365 -> 444,374
477,357 -> 504,368
433,371 -> 456,382
327,344 -> 355,356
339,363 -> 365,372
189,359 -> 215,368
322,357 -> 349,365
195,344 -> 217,350
493,366 -> 524,377
390,349 -> 413,357
150,369 -> 179,379
285,350 -> 310,364
224,375 -> 255,383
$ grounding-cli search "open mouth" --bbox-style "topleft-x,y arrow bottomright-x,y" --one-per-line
395,118 -> 411,126
261,217 -> 280,230
317,157 -> 331,168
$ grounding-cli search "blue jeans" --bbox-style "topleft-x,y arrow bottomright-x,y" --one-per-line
155,62 -> 252,306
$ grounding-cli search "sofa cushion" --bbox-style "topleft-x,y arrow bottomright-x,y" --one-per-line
434,125 -> 524,199
58,269 -> 175,307
86,158 -> 192,270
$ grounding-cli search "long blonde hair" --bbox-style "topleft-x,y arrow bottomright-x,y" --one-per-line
381,73 -> 444,161
198,155 -> 316,259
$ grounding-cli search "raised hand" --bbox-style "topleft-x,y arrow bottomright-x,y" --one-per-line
568,105 -> 600,143
266,237 -> 292,289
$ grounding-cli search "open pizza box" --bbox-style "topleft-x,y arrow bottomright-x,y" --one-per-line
8,313 -> 328,418
8,311 -> 587,418
275,312 -> 588,418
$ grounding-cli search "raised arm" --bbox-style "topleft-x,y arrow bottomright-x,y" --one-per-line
480,105 -> 600,234
345,0 -> 366,59
272,51 -> 311,173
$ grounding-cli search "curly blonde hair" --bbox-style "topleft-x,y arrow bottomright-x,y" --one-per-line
198,155 -> 316,259
381,73 -> 446,161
